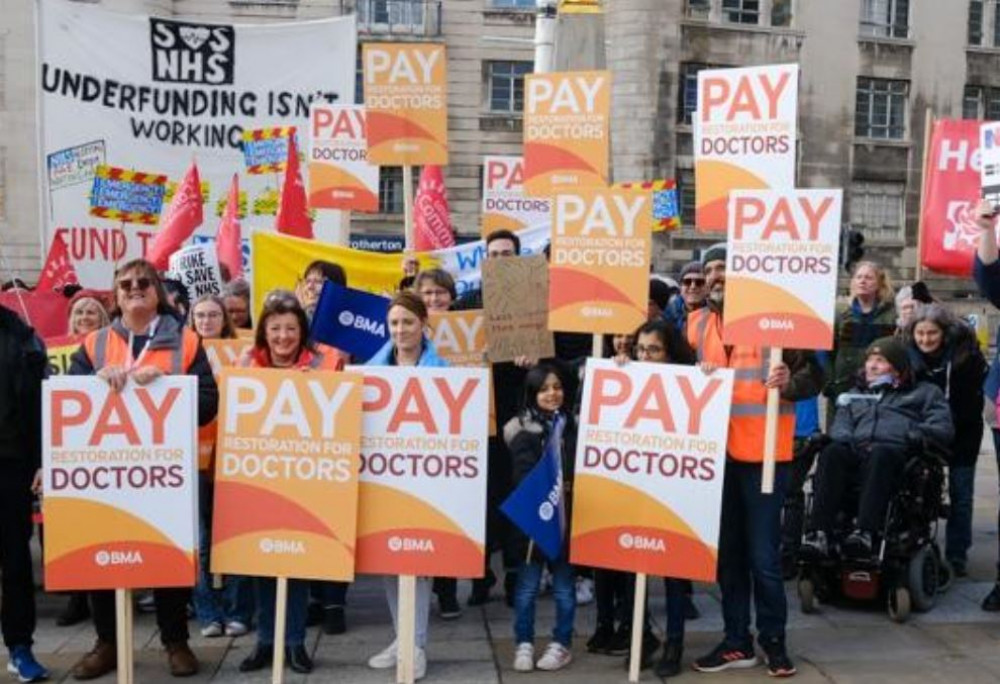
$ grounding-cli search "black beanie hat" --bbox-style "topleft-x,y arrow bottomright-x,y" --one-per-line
866,336 -> 909,374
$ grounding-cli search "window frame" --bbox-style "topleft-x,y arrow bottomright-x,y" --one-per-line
859,0 -> 910,39
721,0 -> 760,25
855,76 -> 909,140
849,180 -> 906,244
486,60 -> 532,114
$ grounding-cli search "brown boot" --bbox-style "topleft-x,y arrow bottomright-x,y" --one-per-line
165,641 -> 199,677
71,640 -> 116,680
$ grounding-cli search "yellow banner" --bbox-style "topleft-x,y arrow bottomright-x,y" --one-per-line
559,0 -> 602,14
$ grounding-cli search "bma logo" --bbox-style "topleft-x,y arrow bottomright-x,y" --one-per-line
94,549 -> 144,567
617,533 -> 666,553
338,310 -> 386,336
387,536 -> 435,553
150,19 -> 235,85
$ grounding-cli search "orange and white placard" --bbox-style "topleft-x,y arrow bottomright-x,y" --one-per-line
308,104 -> 379,212
42,376 -> 198,591
211,368 -> 364,581
694,64 -> 798,231
363,43 -> 448,165
481,156 -> 551,236
723,189 -> 842,349
548,188 -> 653,334
523,71 -> 610,196
355,366 -> 489,577
570,360 -> 733,581
201,339 -> 253,379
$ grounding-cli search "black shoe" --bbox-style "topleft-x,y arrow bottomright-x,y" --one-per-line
322,606 -> 346,635
759,637 -> 796,678
982,583 -> 1000,611
438,592 -> 462,620
57,593 -> 90,627
622,631 -> 659,671
654,640 -> 683,678
693,641 -> 759,673
605,625 -> 631,656
468,573 -> 496,606
948,559 -> 968,578
586,624 -> 615,654
286,645 -> 314,674
238,645 -> 273,673
684,594 -> 700,620
305,601 -> 323,627
843,530 -> 873,558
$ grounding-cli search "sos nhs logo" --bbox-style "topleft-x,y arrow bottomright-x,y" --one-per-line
150,18 -> 235,85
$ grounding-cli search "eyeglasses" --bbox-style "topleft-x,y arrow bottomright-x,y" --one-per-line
682,278 -> 705,288
118,277 -> 152,292
194,311 -> 223,320
636,345 -> 665,356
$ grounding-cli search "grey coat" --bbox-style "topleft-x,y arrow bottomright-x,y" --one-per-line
831,381 -> 954,451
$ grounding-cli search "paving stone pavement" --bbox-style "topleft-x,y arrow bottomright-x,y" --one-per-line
19,450 -> 1000,683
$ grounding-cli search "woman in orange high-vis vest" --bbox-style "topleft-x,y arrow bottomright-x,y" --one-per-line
187,295 -> 255,643
685,244 -> 822,679
67,259 -> 219,681
237,291 -> 343,678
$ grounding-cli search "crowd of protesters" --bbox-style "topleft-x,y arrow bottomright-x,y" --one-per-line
4,215 -> 1000,683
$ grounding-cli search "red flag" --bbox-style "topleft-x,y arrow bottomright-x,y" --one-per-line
216,174 -> 243,279
275,133 -> 314,239
413,166 -> 455,251
146,162 -> 204,270
920,119 -> 982,276
35,233 -> 79,292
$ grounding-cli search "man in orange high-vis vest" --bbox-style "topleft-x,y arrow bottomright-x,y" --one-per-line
687,244 -> 823,679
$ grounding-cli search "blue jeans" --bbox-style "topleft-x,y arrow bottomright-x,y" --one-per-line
193,477 -> 253,626
946,464 -> 975,567
255,578 -> 308,647
514,558 -> 575,647
717,461 -> 789,646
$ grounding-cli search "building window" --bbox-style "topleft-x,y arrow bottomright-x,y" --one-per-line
378,166 -> 421,214
860,0 -> 909,39
964,85 -> 1000,120
679,62 -> 730,125
686,0 -> 710,18
358,0 -> 425,27
722,0 -> 759,24
855,77 -> 908,140
850,181 -> 905,243
490,0 -> 534,7
488,61 -> 531,113
970,0 -> 985,45
678,168 -> 696,228
771,0 -> 793,27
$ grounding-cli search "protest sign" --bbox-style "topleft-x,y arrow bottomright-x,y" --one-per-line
481,156 -> 551,236
429,310 -> 485,367
42,376 -> 198,590
201,338 -> 253,378
0,290 -> 70,339
363,43 -> 448,165
614,179 -> 680,232
921,119 -> 985,276
548,188 -> 652,334
211,368 -> 363,581
309,104 -> 379,212
39,1 -> 356,286
483,255 -> 554,362
89,165 -> 168,225
982,122 -> 1000,213
44,334 -> 83,376
723,189 -> 842,350
571,360 -> 733,581
250,224 -> 551,318
523,71 -> 610,196
354,366 -> 489,577
168,244 -> 224,298
242,126 -> 295,175
694,64 -> 798,231
310,282 -> 390,362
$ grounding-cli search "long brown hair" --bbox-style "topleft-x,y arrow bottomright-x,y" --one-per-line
189,294 -> 237,340
254,290 -> 314,358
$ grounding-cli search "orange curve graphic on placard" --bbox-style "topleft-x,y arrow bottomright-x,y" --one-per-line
366,112 -> 440,144
724,276 -> 833,348
694,160 -> 770,205
548,267 -> 643,313
43,497 -> 178,561
46,541 -> 195,591
356,527 -> 484,577
212,480 -> 340,546
308,164 -> 378,211
481,213 -> 527,236
211,529 -> 356,582
357,482 -> 469,537
523,142 -> 599,178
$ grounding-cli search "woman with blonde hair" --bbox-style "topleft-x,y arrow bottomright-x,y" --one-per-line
67,291 -> 110,337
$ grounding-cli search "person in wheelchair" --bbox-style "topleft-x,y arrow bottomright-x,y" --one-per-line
802,337 -> 954,560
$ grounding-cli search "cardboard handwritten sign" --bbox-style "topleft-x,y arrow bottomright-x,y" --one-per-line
42,376 -> 198,590
483,254 -> 554,363
168,244 -> 224,298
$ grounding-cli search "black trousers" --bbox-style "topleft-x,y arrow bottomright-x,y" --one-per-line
90,588 -> 190,645
810,441 -> 906,533
0,463 -> 36,648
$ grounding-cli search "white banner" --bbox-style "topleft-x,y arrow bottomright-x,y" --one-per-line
39,0 -> 356,287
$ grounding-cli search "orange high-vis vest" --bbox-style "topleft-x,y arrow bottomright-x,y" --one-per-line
686,307 -> 796,463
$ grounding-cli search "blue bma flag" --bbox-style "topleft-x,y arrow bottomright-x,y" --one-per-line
500,414 -> 566,561
309,281 -> 390,362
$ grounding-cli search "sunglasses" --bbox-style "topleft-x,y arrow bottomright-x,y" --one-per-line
117,277 -> 152,292
682,278 -> 705,287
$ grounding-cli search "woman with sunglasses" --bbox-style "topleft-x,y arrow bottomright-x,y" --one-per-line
67,259 -> 218,681
237,291 -> 344,676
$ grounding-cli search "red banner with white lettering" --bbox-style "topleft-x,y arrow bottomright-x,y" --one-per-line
921,119 -> 983,276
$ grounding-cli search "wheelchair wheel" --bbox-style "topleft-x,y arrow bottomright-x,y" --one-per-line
908,545 -> 939,612
888,586 -> 911,623
798,577 -> 817,614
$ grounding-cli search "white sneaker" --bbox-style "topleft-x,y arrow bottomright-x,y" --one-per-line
200,622 -> 223,638
225,620 -> 248,637
536,642 -> 572,671
575,577 -> 595,605
513,642 -> 535,672
414,647 -> 427,681
368,641 -> 398,669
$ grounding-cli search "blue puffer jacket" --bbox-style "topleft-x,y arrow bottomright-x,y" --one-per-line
365,337 -> 449,367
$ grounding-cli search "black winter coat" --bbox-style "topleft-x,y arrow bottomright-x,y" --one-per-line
0,305 -> 47,471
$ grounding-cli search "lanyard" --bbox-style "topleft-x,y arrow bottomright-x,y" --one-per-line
125,316 -> 159,372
